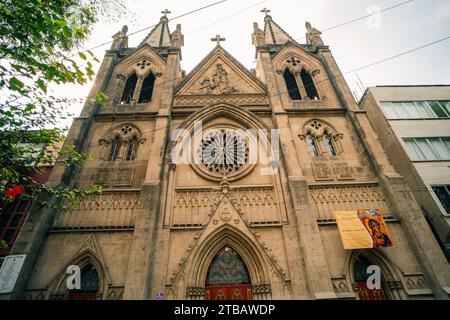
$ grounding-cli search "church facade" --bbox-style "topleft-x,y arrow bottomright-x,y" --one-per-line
4,11 -> 450,300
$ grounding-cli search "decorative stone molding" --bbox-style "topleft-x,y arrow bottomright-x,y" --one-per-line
107,287 -> 124,300
253,284 -> 272,294
171,186 -> 280,227
332,162 -> 353,180
331,277 -> 350,294
311,162 -> 334,181
173,94 -> 269,108
53,191 -> 141,229
91,167 -> 136,187
186,287 -> 205,297
309,183 -> 391,221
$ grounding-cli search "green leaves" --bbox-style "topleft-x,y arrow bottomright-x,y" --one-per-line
0,0 -> 106,206
78,52 -> 87,60
0,240 -> 8,249
36,79 -> 47,93
9,77 -> 25,91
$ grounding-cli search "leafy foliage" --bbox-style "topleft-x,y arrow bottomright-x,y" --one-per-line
0,0 -> 123,207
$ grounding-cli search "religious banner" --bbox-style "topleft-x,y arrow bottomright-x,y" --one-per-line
334,209 -> 394,250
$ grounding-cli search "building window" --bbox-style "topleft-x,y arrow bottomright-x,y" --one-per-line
380,101 -> 450,119
100,124 -> 144,162
138,73 -> 155,104
354,255 -> 388,300
68,264 -> 100,300
306,135 -> 319,156
120,73 -> 138,104
0,200 -> 31,255
206,246 -> 250,286
283,69 -> 302,100
432,185 -> 450,214
125,137 -> 139,161
108,136 -> 121,161
403,137 -> 450,161
300,69 -> 319,100
323,134 -> 337,156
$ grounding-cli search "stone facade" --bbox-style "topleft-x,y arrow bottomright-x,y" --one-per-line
2,12 -> 450,300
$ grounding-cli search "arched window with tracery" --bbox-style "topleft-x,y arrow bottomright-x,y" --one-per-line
138,73 -> 155,104
283,69 -> 302,100
120,73 -> 138,104
68,264 -> 100,300
354,255 -> 388,300
100,124 -> 145,162
300,120 -> 343,157
300,69 -> 319,100
306,135 -> 319,156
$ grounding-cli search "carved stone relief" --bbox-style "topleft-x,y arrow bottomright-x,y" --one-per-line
311,162 -> 334,181
198,64 -> 238,95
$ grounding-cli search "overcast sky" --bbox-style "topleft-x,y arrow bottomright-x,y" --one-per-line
51,0 -> 450,127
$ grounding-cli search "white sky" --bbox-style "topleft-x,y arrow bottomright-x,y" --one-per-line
51,0 -> 450,128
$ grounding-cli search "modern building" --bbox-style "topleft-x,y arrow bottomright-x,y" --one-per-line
2,11 -> 450,300
360,85 -> 450,262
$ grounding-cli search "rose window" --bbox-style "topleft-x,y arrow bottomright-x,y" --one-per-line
197,129 -> 249,176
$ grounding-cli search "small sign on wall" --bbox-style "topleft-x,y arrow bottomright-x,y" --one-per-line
334,209 -> 394,249
0,254 -> 26,294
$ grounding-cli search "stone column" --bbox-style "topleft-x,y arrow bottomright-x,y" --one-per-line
123,49 -> 181,299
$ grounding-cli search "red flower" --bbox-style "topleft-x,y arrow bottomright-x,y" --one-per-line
5,185 -> 25,201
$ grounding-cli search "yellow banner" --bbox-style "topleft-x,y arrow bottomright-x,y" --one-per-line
334,209 -> 393,250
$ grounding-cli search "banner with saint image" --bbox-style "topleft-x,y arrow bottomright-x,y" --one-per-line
334,209 -> 394,250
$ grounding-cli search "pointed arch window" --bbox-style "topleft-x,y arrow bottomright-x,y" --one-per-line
68,264 -> 100,300
206,247 -> 250,286
354,255 -> 387,300
120,73 -> 138,104
125,136 -> 139,161
323,134 -> 337,156
138,73 -> 155,104
300,69 -> 319,100
108,136 -> 121,161
306,135 -> 319,156
283,69 -> 302,100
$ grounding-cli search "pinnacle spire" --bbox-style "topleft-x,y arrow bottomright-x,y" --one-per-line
140,10 -> 172,48
261,9 -> 296,45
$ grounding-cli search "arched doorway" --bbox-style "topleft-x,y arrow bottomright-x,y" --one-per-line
68,264 -> 100,300
353,255 -> 388,300
205,246 -> 252,300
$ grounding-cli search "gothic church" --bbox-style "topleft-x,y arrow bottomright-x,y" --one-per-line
5,10 -> 450,300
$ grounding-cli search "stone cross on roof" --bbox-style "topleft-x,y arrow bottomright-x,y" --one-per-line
260,7 -> 271,16
161,9 -> 171,17
211,34 -> 226,46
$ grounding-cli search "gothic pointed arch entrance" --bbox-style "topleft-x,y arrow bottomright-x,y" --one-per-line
205,246 -> 253,300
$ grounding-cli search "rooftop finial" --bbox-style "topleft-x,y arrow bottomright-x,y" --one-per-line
260,7 -> 271,16
211,34 -> 226,46
161,9 -> 171,18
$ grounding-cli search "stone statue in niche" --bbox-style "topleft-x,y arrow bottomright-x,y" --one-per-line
198,63 -> 238,95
